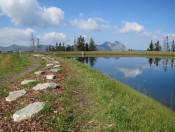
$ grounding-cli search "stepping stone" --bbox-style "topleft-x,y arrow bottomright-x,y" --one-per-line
33,83 -> 59,91
54,65 -> 61,68
21,80 -> 36,85
46,64 -> 54,67
46,74 -> 56,80
52,61 -> 59,64
33,54 -> 43,57
34,71 -> 45,75
13,102 -> 44,122
6,90 -> 26,102
50,68 -> 61,73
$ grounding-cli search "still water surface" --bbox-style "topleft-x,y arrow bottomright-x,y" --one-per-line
72,57 -> 175,111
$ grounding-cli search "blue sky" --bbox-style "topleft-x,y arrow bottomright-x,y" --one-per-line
0,0 -> 174,50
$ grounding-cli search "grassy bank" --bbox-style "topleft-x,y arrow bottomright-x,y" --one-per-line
46,51 -> 175,58
0,53 -> 44,97
0,53 -> 31,80
58,57 -> 175,131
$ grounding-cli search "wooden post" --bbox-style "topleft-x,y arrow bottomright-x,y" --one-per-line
17,48 -> 21,57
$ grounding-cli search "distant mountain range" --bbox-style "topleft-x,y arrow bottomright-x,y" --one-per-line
0,41 -> 126,52
98,41 -> 126,51
0,44 -> 47,52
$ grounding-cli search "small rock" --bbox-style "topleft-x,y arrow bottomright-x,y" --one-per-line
21,80 -> 36,85
13,102 -> 44,122
6,90 -> 26,102
33,54 -> 43,57
34,71 -> 45,75
50,68 -> 61,73
46,74 -> 56,80
33,83 -> 59,91
46,64 -> 54,67
52,61 -> 59,64
54,65 -> 61,68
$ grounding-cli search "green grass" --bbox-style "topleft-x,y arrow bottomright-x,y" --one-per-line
22,81 -> 40,88
0,53 -> 31,80
45,51 -> 175,58
57,57 -> 175,131
38,94 -> 58,114
0,84 -> 8,97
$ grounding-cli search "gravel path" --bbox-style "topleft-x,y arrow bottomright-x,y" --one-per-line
0,59 -> 39,86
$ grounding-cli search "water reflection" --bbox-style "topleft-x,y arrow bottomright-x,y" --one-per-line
72,56 -> 175,111
71,57 -> 97,67
147,58 -> 175,71
118,68 -> 142,78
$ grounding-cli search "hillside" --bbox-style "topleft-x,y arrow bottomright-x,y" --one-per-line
98,41 -> 126,51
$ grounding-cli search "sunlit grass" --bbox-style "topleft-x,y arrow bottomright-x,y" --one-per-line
45,51 -> 175,58
0,53 -> 31,80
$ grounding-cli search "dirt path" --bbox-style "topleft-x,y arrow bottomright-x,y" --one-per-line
0,59 -> 39,86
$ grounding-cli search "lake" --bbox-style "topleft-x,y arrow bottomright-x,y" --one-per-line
72,57 -> 175,111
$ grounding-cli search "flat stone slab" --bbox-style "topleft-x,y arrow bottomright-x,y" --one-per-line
21,80 -> 36,85
33,83 -> 59,91
6,90 -> 26,102
52,61 -> 59,64
50,68 -> 61,73
33,54 -> 44,57
46,74 -> 56,80
46,64 -> 54,67
54,65 -> 61,68
34,71 -> 45,75
13,102 -> 44,122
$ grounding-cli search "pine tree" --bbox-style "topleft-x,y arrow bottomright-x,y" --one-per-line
149,40 -> 154,51
154,41 -> 161,51
36,38 -> 42,51
55,43 -> 58,51
76,35 -> 85,51
30,33 -> 35,52
62,42 -> 65,51
58,43 -> 62,51
85,42 -> 89,51
172,40 -> 175,52
89,38 -> 97,51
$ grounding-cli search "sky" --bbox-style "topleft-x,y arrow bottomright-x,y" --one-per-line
0,0 -> 175,50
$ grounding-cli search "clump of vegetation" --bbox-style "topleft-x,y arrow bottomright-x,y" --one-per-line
0,84 -> 8,97
38,94 -> 57,114
23,81 -> 40,88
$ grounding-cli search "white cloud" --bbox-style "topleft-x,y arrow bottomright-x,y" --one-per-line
0,28 -> 34,46
163,34 -> 175,39
118,21 -> 144,33
71,17 -> 116,31
119,68 -> 142,78
0,28 -> 67,46
41,32 -> 67,44
71,18 -> 99,31
0,0 -> 64,27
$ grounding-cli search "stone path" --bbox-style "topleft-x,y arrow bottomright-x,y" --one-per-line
3,54 -> 62,123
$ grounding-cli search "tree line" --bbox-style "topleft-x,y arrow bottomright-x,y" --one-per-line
147,36 -> 175,52
46,35 -> 97,52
